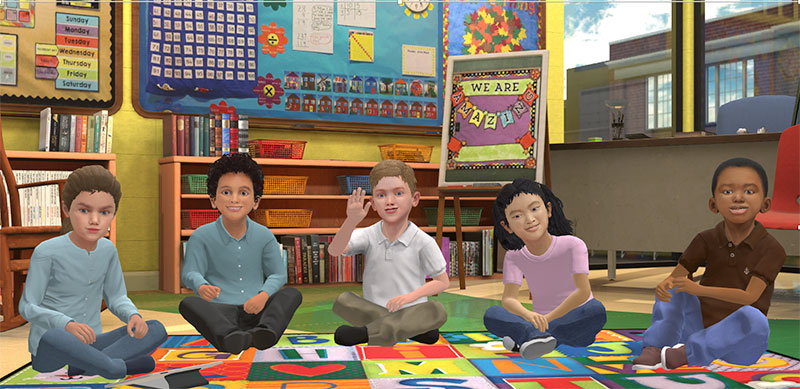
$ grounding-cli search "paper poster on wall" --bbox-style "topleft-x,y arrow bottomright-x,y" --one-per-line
293,0 -> 334,54
438,51 -> 549,186
337,0 -> 375,29
0,33 -> 17,85
0,0 -> 34,28
402,45 -> 435,77
349,30 -> 373,63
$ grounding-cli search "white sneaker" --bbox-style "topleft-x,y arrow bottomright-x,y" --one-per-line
519,336 -> 557,360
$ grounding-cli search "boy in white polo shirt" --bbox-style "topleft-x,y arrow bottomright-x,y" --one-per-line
327,159 -> 449,347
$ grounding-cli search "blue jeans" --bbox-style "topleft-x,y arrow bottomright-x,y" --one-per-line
642,291 -> 769,366
31,320 -> 167,379
484,298 -> 606,347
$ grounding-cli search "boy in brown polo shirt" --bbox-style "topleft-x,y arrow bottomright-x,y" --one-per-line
632,157 -> 786,370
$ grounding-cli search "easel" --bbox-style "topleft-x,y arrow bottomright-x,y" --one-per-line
436,127 -> 551,289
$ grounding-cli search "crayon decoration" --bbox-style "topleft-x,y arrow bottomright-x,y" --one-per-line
588,137 -> 603,142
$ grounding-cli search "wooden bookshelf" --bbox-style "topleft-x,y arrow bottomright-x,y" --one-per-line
159,157 -> 495,293
7,151 -> 117,243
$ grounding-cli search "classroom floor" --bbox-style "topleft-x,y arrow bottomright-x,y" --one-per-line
1,267 -> 798,378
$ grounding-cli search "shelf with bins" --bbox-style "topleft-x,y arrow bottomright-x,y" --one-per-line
159,156 -> 496,293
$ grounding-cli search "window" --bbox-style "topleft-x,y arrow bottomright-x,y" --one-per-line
647,74 -> 672,129
706,59 -> 755,124
564,3 -> 674,141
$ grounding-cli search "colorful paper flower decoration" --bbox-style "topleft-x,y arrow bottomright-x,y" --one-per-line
462,5 -> 527,55
259,22 -> 288,57
262,0 -> 286,11
252,73 -> 285,108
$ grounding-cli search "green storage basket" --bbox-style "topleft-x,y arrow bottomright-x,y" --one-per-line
424,207 -> 482,226
181,174 -> 208,194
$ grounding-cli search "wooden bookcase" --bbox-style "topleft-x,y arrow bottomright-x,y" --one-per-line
7,151 -> 117,243
159,157 -> 495,293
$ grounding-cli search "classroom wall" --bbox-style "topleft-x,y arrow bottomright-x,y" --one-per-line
3,3 -> 566,290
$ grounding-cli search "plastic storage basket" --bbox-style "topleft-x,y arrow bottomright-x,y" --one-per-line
378,144 -> 433,163
252,209 -> 313,228
263,176 -> 308,195
424,207 -> 483,227
248,139 -> 306,159
337,175 -> 371,195
181,210 -> 220,229
181,174 -> 208,194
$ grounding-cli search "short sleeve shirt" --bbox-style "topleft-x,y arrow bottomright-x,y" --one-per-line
679,221 -> 786,328
502,235 -> 593,314
346,221 -> 447,308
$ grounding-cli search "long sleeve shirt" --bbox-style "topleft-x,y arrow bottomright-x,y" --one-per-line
181,216 -> 286,304
19,234 -> 139,356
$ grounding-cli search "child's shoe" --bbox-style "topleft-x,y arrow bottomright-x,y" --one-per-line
250,327 -> 278,350
409,329 -> 440,344
125,356 -> 156,375
519,336 -> 557,360
632,346 -> 662,370
662,344 -> 688,370
502,336 -> 520,352
221,330 -> 252,354
334,325 -> 368,346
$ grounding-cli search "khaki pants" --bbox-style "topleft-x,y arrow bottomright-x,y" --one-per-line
332,291 -> 447,347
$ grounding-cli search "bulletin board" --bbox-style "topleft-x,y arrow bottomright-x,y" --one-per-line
438,51 -> 549,186
0,1 -> 121,114
133,1 -> 444,134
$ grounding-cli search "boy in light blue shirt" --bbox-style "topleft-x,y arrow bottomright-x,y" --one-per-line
180,153 -> 302,354
20,165 -> 167,379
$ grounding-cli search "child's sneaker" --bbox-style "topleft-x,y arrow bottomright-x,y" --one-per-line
502,336 -> 520,352
632,346 -> 662,370
519,336 -> 557,360
662,344 -> 688,370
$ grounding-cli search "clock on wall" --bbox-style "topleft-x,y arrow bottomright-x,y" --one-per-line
400,0 -> 432,19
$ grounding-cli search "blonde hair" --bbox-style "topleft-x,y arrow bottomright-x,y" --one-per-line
61,165 -> 122,233
369,159 -> 417,193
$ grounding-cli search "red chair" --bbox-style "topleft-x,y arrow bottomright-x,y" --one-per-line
756,124 -> 800,230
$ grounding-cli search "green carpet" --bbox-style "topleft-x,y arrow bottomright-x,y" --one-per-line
129,289 -> 799,358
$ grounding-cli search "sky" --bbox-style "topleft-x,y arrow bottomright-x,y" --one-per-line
563,1 -> 788,71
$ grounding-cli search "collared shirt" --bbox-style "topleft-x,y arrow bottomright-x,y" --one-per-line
679,221 -> 786,328
20,234 -> 139,356
347,221 -> 446,308
182,216 -> 286,305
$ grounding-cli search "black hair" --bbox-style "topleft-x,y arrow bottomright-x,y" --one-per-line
711,157 -> 769,196
493,178 -> 573,251
207,153 -> 264,200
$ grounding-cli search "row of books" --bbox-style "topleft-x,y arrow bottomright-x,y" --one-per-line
440,229 -> 495,277
11,170 -> 71,227
279,235 -> 364,285
162,113 -> 249,157
38,108 -> 113,153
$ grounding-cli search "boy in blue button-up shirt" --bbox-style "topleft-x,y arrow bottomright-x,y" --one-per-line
179,153 -> 302,354
20,165 -> 167,379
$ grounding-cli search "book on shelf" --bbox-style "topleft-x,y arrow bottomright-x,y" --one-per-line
38,108 -> 52,152
162,113 -> 245,157
86,115 -> 95,154
310,234 -> 320,284
10,170 -> 71,227
42,109 -> 112,154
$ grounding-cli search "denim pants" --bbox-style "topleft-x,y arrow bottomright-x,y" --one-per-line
31,320 -> 167,379
333,291 -> 447,347
642,290 -> 769,366
179,287 -> 302,351
484,298 -> 607,347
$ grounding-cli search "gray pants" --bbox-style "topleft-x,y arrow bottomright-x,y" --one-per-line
332,291 -> 447,347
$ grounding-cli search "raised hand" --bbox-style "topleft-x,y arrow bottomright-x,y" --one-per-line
346,188 -> 371,223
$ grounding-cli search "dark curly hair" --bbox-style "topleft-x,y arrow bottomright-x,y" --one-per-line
493,178 -> 573,251
711,157 -> 769,196
207,153 -> 264,201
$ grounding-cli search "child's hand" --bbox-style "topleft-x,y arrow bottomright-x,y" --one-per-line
66,321 -> 96,344
656,277 -> 677,302
198,284 -> 221,301
346,188 -> 371,223
386,293 -> 415,312
672,278 -> 701,296
244,292 -> 269,314
527,312 -> 549,332
127,314 -> 149,338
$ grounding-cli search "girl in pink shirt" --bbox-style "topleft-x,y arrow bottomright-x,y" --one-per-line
484,179 -> 607,359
